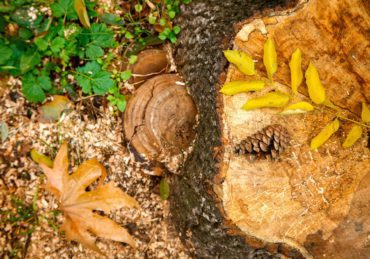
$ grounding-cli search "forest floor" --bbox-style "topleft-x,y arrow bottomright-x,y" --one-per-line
0,80 -> 190,258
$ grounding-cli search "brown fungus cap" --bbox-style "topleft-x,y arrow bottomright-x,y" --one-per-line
124,74 -> 197,161
128,49 -> 169,86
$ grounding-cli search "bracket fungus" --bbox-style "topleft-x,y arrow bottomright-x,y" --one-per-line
128,49 -> 169,86
124,74 -> 197,161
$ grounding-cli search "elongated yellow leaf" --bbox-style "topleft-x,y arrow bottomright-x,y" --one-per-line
31,149 -> 53,168
263,38 -> 277,81
310,118 -> 340,150
305,62 -> 326,104
280,101 -> 314,115
342,124 -> 362,148
74,0 -> 91,29
220,80 -> 264,95
289,48 -> 303,95
361,102 -> 370,122
242,91 -> 289,110
224,50 -> 255,75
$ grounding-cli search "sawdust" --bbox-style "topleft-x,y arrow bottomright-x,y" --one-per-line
0,81 -> 190,258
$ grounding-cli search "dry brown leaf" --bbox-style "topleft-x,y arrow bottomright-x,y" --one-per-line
39,143 -> 139,253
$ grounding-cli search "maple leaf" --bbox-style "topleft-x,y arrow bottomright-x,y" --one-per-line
39,142 -> 139,253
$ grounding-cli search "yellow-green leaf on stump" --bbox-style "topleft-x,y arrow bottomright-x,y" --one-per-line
224,50 -> 255,76
220,80 -> 264,95
289,48 -> 303,95
361,102 -> 370,123
263,38 -> 277,81
310,118 -> 340,150
342,124 -> 362,148
242,91 -> 289,110
305,62 -> 326,104
31,149 -> 53,168
74,0 -> 90,29
280,101 -> 314,115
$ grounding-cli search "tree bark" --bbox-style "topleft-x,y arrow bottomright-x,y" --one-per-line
172,0 -> 369,258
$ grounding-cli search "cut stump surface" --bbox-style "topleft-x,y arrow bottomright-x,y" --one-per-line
221,0 -> 369,257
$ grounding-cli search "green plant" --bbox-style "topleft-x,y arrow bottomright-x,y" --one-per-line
0,0 -> 191,111
0,187 -> 39,258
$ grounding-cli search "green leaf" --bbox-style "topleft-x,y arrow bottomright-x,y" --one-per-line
85,44 -> 104,59
34,38 -> 49,51
38,75 -> 52,91
120,70 -> 132,81
0,45 -> 13,65
20,50 -> 41,74
173,26 -> 181,35
168,10 -> 176,19
159,178 -> 170,200
18,28 -> 33,40
148,14 -> 156,25
50,37 -> 66,53
159,18 -> 166,26
128,55 -> 137,65
125,31 -> 133,39
51,0 -> 77,19
101,13 -> 124,26
117,99 -> 126,112
22,73 -> 47,103
134,4 -> 142,12
92,71 -> 114,94
90,23 -> 115,48
76,61 -> 114,95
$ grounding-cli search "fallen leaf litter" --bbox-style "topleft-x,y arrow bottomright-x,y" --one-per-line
0,82 -> 191,258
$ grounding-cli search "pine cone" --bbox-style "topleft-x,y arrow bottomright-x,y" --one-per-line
234,124 -> 290,160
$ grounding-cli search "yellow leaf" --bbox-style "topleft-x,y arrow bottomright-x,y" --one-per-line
305,62 -> 326,104
31,149 -> 53,168
310,119 -> 340,150
289,48 -> 303,95
224,50 -> 255,76
280,101 -> 314,115
361,102 -> 370,122
263,38 -> 277,81
74,0 -> 91,29
220,80 -> 264,95
342,124 -> 362,148
39,95 -> 71,122
242,91 -> 290,110
39,143 -> 139,253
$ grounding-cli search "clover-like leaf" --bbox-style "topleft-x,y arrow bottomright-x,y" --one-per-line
220,80 -> 264,96
263,38 -> 277,81
310,118 -> 340,150
305,62 -> 326,104
38,143 -> 139,254
224,50 -> 255,76
289,48 -> 303,95
342,124 -> 362,148
242,91 -> 289,110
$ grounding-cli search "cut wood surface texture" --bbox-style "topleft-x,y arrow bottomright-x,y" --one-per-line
221,0 -> 369,258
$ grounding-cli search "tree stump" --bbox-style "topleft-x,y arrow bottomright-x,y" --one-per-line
172,0 -> 369,258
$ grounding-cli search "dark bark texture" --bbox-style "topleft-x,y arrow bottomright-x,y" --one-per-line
171,0 -> 302,258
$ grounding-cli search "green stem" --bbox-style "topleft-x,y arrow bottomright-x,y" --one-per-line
337,115 -> 370,128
